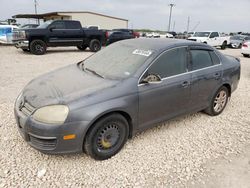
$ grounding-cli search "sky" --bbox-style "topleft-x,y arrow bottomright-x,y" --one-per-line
0,0 -> 249,32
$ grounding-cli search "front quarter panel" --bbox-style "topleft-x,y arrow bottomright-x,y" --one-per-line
66,78 -> 139,137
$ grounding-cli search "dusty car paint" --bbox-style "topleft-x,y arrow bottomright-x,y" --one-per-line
14,38 -> 240,154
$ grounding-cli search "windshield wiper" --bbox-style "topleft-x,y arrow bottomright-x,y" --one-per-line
79,61 -> 104,78
85,67 -> 104,79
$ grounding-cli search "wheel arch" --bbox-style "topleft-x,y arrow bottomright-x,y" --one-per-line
222,83 -> 232,97
83,110 -> 134,146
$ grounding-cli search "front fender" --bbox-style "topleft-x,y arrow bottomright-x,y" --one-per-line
67,93 -> 138,137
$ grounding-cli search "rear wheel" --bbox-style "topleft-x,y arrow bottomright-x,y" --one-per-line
221,41 -> 227,50
30,40 -> 47,55
89,39 -> 101,52
243,54 -> 250,57
84,113 -> 129,160
204,86 -> 229,116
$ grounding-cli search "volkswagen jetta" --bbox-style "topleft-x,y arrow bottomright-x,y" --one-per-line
14,38 -> 241,160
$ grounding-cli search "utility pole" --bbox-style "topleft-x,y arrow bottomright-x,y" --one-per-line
168,3 -> 175,32
34,0 -> 40,24
173,21 -> 175,31
186,16 -> 190,33
34,0 -> 38,14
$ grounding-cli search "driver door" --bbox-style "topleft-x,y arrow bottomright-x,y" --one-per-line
138,47 -> 191,129
208,32 -> 220,46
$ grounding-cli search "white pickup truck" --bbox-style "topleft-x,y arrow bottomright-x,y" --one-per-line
188,31 -> 230,49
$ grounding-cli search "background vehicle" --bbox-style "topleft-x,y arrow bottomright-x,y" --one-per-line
105,29 -> 134,45
188,31 -> 230,49
0,25 -> 18,44
20,24 -> 39,29
229,35 -> 248,48
12,20 -> 105,55
241,38 -> 250,57
14,39 -> 240,160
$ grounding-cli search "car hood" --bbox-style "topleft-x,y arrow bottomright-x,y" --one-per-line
22,64 -> 118,108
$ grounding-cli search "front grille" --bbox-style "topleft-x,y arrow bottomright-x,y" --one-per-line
29,135 -> 57,150
12,31 -> 26,41
20,101 -> 35,116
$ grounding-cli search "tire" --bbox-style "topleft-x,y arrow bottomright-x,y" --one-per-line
204,86 -> 229,116
89,39 -> 101,52
243,54 -> 249,57
77,45 -> 88,51
30,39 -> 47,55
84,113 -> 129,160
221,41 -> 227,50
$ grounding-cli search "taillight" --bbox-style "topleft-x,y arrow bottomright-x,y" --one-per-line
243,43 -> 248,48
105,32 -> 109,38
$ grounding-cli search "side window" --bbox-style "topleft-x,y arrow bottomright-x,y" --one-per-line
148,47 -> 187,78
209,51 -> 220,65
65,21 -> 80,29
191,50 -> 213,70
210,32 -> 219,38
51,21 -> 65,29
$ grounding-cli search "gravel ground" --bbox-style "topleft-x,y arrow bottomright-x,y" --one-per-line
0,46 -> 250,187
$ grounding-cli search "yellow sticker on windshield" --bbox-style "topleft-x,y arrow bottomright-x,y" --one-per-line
133,49 -> 152,57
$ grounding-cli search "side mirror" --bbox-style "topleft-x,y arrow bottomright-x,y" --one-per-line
141,73 -> 162,84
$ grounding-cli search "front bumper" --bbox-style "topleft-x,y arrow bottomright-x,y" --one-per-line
14,102 -> 91,154
230,43 -> 240,48
14,40 -> 29,49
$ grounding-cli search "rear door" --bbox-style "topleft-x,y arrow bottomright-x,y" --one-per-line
189,46 -> 222,111
64,21 -> 83,46
207,32 -> 220,46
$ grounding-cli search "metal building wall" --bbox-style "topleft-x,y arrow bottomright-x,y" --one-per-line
58,12 -> 128,30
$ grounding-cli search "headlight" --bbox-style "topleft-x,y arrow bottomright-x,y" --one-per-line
33,105 -> 69,125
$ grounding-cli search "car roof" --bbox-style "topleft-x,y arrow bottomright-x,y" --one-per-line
119,38 -> 205,51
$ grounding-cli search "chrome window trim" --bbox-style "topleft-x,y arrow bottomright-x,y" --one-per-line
51,29 -> 81,31
138,46 -> 222,87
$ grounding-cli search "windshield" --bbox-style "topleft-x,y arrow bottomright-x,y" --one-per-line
37,21 -> 52,28
230,35 -> 244,40
193,32 -> 210,37
84,42 -> 154,79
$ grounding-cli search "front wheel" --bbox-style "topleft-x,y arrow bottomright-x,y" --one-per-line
204,86 -> 229,116
30,40 -> 47,55
84,113 -> 129,160
89,39 -> 101,52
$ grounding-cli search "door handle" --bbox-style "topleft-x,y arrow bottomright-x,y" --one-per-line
181,81 -> 190,88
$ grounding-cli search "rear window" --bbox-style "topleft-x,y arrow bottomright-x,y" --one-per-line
65,21 -> 81,29
191,50 -> 213,70
209,51 -> 220,65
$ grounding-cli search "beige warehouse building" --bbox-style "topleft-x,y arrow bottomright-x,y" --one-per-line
13,11 -> 128,30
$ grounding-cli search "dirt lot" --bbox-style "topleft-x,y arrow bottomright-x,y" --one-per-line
0,46 -> 250,187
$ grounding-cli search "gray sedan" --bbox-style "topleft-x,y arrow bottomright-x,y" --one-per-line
14,38 -> 241,160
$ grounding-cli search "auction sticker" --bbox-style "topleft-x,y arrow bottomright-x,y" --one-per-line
133,49 -> 152,57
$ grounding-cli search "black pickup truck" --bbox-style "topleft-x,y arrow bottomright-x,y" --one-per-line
12,20 -> 105,55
